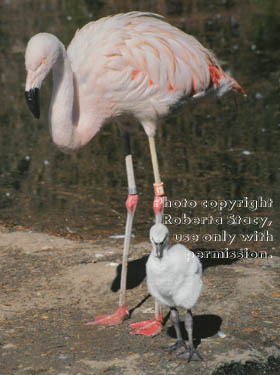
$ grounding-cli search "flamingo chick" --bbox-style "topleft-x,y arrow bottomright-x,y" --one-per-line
146,223 -> 203,361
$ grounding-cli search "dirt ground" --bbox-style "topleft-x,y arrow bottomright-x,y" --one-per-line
0,225 -> 279,375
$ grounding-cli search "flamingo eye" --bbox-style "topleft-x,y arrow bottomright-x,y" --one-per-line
41,58 -> 46,64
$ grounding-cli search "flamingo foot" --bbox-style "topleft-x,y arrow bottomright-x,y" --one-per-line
129,316 -> 163,336
163,339 -> 187,353
177,346 -> 203,362
86,306 -> 129,327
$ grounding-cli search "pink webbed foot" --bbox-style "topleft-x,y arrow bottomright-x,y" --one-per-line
86,306 -> 129,327
129,316 -> 163,336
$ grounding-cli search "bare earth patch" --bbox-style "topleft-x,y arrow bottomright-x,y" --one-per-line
0,226 -> 279,374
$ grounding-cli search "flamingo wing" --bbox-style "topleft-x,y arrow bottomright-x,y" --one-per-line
67,13 -> 232,130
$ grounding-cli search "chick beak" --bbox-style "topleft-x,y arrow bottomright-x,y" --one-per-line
156,243 -> 163,259
25,88 -> 40,119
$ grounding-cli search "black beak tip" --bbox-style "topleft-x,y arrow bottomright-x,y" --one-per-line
25,88 -> 40,119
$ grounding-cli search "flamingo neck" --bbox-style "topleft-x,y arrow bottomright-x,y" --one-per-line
49,47 -> 79,150
49,43 -> 109,151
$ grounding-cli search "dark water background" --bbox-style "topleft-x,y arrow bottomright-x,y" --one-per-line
0,0 -> 279,253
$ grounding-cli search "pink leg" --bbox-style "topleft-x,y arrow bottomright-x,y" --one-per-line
129,135 -> 166,336
87,142 -> 138,327
129,187 -> 165,336
87,194 -> 138,326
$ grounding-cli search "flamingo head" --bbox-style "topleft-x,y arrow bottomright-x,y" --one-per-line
150,223 -> 169,259
25,33 -> 61,118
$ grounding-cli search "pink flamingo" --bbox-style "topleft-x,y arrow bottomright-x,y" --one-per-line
25,12 -> 245,336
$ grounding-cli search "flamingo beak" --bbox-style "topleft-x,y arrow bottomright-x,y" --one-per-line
25,88 -> 40,119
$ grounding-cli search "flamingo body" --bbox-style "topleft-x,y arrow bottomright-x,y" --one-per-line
146,223 -> 203,310
146,223 -> 203,360
25,12 -> 244,151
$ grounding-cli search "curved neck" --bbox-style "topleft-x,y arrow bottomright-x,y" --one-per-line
49,44 -> 102,151
49,46 -> 77,150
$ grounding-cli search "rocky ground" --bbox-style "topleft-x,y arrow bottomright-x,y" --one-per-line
0,226 -> 279,375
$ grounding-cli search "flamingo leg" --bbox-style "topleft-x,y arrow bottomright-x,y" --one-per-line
163,308 -> 187,353
130,135 -> 164,336
87,133 -> 138,326
177,310 -> 203,361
